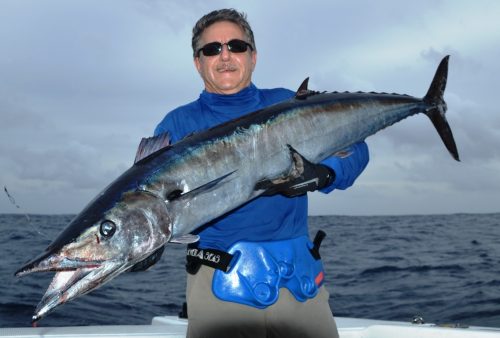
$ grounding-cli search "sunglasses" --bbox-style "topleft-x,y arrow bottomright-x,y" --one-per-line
196,39 -> 254,57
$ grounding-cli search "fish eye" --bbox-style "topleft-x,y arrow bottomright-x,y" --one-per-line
100,220 -> 116,238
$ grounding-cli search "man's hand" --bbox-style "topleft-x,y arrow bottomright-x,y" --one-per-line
256,149 -> 335,197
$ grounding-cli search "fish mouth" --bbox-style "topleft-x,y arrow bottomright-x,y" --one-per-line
15,251 -> 105,277
16,252 -> 128,322
32,263 -> 127,322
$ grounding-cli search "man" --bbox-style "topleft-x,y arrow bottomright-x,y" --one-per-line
154,9 -> 369,338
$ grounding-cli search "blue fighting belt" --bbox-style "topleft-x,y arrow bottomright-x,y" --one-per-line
212,232 -> 325,309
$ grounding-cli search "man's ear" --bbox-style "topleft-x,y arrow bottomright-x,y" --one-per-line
194,57 -> 202,74
251,51 -> 257,71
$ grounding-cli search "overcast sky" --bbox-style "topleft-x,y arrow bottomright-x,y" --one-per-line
1,0 -> 499,216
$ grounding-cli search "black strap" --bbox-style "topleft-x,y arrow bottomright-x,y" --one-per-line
186,232 -> 325,275
186,247 -> 234,274
309,230 -> 326,260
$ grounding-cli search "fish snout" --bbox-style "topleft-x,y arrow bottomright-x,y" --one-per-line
15,250 -> 58,277
15,250 -> 103,277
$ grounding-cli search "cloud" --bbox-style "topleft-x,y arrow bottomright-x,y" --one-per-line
1,0 -> 499,215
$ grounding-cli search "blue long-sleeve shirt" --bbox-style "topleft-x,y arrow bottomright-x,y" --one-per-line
155,83 -> 368,251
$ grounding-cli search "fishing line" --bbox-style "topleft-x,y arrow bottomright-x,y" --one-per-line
4,185 -> 48,239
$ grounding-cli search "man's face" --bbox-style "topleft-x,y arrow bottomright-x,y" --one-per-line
194,21 -> 257,95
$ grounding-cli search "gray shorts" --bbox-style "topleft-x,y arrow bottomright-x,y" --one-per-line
186,265 -> 339,338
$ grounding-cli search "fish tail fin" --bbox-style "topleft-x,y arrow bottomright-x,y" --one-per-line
423,55 -> 460,161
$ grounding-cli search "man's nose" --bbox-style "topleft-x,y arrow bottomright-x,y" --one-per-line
220,44 -> 231,61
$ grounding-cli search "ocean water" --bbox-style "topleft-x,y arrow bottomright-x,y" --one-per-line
1,213 -> 499,328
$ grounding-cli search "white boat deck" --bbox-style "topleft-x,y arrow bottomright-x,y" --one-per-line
1,316 -> 499,338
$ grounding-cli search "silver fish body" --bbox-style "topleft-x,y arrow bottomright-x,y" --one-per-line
16,56 -> 458,322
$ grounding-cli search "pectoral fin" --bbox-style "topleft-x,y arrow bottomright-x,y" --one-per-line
169,170 -> 236,203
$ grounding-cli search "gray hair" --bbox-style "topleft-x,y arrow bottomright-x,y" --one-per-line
192,9 -> 256,57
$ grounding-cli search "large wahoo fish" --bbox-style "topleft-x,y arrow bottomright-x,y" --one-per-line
16,56 -> 459,322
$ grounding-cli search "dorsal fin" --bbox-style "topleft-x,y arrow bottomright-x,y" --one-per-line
295,77 -> 310,99
134,132 -> 171,164
297,77 -> 309,92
